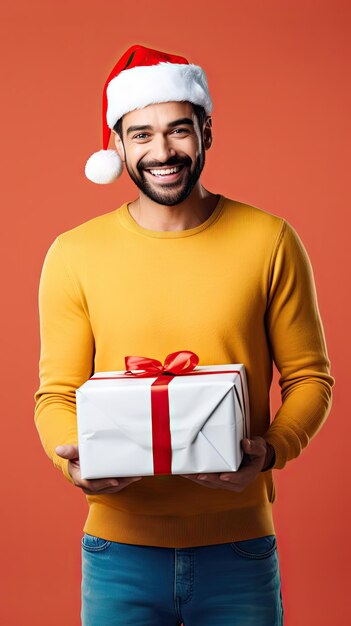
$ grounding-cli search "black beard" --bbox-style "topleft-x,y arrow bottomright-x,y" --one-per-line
124,140 -> 206,207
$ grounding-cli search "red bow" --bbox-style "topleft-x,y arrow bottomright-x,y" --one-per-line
124,350 -> 199,377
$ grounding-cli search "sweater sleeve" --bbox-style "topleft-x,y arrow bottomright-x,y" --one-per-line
262,220 -> 335,470
33,236 -> 95,484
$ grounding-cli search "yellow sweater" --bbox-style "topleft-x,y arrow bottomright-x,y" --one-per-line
34,194 -> 334,547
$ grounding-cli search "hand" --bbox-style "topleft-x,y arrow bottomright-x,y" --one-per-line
180,436 -> 272,493
55,445 -> 143,495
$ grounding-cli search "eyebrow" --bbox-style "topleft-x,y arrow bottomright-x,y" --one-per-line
126,118 -> 194,136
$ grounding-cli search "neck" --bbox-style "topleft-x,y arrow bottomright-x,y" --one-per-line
127,185 -> 220,232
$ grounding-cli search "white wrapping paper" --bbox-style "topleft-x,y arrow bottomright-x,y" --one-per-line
76,363 -> 250,479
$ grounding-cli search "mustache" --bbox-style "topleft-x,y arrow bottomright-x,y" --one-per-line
139,156 -> 192,171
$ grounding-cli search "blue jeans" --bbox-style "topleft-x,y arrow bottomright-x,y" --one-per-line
81,533 -> 284,625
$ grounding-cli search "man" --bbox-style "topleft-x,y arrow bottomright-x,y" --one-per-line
34,44 -> 334,626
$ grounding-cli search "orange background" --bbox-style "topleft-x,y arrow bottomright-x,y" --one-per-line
1,1 -> 349,624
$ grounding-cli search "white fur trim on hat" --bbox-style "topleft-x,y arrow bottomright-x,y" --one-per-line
106,62 -> 213,129
85,149 -> 123,184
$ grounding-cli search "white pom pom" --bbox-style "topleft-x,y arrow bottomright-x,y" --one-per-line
85,149 -> 124,184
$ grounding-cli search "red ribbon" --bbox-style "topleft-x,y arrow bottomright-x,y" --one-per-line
89,350 -> 246,475
123,350 -> 199,377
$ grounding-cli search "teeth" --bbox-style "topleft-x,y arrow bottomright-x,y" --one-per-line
149,166 -> 182,176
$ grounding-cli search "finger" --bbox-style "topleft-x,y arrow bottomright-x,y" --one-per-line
78,476 -> 142,493
82,482 -> 140,495
241,437 -> 266,458
81,485 -> 120,495
219,458 -> 263,482
82,486 -> 119,495
180,475 -> 222,489
55,444 -> 79,459
181,474 -> 198,479
181,474 -> 215,481
198,474 -> 248,492
77,478 -> 119,492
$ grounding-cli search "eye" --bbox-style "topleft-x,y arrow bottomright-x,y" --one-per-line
133,133 -> 149,140
173,128 -> 187,134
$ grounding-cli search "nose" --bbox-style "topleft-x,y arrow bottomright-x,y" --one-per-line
151,134 -> 177,164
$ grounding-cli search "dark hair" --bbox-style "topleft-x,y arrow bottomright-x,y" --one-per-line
113,102 -> 207,140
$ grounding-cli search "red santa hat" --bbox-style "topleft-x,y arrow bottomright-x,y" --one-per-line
85,44 -> 213,184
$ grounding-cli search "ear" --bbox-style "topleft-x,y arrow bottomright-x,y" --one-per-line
113,131 -> 126,162
203,116 -> 213,150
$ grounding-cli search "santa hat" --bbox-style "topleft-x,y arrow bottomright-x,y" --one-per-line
85,44 -> 213,184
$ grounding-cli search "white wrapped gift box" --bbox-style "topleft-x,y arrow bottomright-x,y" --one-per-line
76,359 -> 250,479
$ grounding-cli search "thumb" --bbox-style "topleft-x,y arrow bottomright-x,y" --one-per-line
55,444 -> 79,460
242,437 -> 263,457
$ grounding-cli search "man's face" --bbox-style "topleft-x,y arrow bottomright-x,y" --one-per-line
113,101 -> 212,206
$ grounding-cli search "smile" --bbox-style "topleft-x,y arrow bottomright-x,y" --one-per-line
144,164 -> 186,182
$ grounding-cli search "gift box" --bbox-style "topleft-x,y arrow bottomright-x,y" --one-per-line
76,351 -> 250,479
